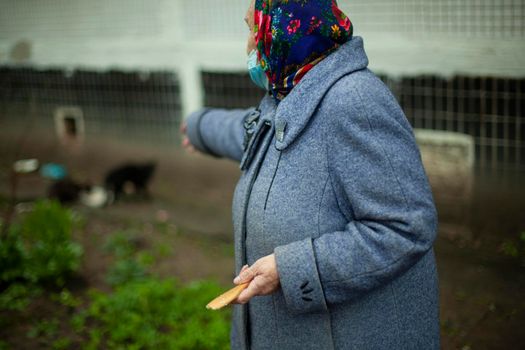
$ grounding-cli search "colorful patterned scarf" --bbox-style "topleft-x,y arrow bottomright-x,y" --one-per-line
254,0 -> 353,101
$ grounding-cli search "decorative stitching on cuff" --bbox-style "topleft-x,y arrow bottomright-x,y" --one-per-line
274,238 -> 328,315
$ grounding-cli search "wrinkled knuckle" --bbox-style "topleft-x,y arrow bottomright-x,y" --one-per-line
240,270 -> 250,280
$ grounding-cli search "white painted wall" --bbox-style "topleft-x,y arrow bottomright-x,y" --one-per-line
1,0 -> 524,116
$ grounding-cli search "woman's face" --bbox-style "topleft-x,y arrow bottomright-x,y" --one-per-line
244,0 -> 257,55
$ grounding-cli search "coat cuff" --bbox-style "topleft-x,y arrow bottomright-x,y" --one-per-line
274,238 -> 328,315
185,108 -> 221,158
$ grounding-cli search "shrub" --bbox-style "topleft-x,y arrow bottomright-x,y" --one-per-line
0,283 -> 42,311
0,200 -> 83,286
0,228 -> 26,284
79,278 -> 231,350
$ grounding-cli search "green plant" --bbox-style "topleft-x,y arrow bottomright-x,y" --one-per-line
0,200 -> 83,316
103,231 -> 137,258
154,242 -> 172,258
51,289 -> 82,309
500,230 -> 525,267
0,229 -> 26,283
106,258 -> 148,286
0,283 -> 42,311
104,232 -> 154,286
27,318 -> 59,339
0,200 -> 83,286
17,200 -> 83,285
80,278 -> 230,349
51,337 -> 72,350
501,239 -> 519,258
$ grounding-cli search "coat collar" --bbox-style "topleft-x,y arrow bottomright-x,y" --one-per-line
271,36 -> 369,151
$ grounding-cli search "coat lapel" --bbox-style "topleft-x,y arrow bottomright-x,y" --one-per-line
274,36 -> 369,151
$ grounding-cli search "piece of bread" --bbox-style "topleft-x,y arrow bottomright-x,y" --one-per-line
206,283 -> 249,310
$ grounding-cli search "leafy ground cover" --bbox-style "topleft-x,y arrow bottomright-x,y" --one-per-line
0,200 -> 232,349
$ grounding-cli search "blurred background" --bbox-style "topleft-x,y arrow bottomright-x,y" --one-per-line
0,0 -> 524,349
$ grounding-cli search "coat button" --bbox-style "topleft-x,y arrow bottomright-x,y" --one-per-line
275,120 -> 287,142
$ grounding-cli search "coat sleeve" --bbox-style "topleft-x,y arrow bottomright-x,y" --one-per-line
274,80 -> 438,315
185,107 -> 256,162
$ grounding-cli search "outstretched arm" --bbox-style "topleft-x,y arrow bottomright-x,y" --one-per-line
183,108 -> 256,162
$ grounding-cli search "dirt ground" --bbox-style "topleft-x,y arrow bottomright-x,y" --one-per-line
1,132 -> 524,349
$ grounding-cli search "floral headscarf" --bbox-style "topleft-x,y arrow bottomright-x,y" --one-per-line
254,0 -> 353,101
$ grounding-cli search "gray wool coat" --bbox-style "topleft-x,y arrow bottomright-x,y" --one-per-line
186,36 -> 440,350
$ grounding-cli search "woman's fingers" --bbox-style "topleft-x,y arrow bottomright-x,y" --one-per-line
232,254 -> 280,303
234,264 -> 256,284
235,275 -> 278,304
179,121 -> 197,153
182,136 -> 196,152
240,264 -> 249,274
233,265 -> 258,304
236,277 -> 263,304
233,265 -> 250,284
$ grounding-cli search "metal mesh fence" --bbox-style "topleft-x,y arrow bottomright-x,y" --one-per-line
340,0 -> 525,38
202,72 -> 265,109
1,67 -> 523,174
380,75 -> 525,173
0,0 -> 523,176
0,68 -> 182,144
202,71 -> 525,174
2,0 -> 523,43
0,0 -> 160,40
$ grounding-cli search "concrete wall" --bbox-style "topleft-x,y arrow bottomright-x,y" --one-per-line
415,130 -> 476,240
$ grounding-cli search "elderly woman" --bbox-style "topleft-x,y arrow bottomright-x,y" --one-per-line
181,0 -> 440,349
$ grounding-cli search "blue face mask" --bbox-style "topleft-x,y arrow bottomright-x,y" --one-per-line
247,49 -> 269,90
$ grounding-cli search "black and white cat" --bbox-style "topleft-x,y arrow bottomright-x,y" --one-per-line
47,162 -> 156,207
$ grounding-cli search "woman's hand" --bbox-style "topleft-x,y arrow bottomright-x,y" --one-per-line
233,253 -> 280,304
179,121 -> 196,153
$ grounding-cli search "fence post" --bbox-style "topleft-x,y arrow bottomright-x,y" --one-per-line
179,60 -> 203,120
